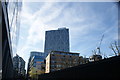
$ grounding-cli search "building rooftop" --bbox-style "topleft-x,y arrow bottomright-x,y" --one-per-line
50,51 -> 80,55
58,27 -> 67,30
46,28 -> 69,32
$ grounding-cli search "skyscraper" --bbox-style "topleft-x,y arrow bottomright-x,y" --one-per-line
2,1 -> 22,79
44,28 -> 69,56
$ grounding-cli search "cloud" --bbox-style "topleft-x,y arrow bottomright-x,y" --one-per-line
17,2 -> 118,70
26,2 -> 66,45
17,2 -> 66,70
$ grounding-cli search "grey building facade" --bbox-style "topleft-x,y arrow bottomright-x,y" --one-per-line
44,28 -> 69,56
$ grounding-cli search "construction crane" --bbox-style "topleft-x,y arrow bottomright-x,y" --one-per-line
89,35 -> 104,62
97,34 -> 104,55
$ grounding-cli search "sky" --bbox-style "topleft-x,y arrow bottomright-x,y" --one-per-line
16,1 -> 119,70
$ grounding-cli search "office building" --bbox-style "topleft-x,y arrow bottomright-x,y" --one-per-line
45,51 -> 80,73
2,1 -> 22,79
13,54 -> 26,78
27,51 -> 45,79
29,56 -> 45,79
44,28 -> 69,57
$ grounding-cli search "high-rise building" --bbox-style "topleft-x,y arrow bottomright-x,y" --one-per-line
27,51 -> 45,79
13,54 -> 26,78
2,1 -> 22,79
45,51 -> 80,73
44,28 -> 69,57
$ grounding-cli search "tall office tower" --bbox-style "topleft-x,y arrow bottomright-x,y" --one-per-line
27,51 -> 45,79
13,54 -> 26,78
2,1 -> 22,79
44,28 -> 69,56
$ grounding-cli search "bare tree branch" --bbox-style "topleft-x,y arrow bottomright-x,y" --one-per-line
109,43 -> 117,56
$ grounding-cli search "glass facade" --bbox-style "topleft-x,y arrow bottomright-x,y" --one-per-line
31,56 -> 44,67
2,0 -> 22,79
44,28 -> 69,56
7,1 -> 22,57
30,51 -> 45,58
27,51 -> 45,78
28,55 -> 45,79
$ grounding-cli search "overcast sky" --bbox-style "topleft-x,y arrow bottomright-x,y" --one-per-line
16,1 -> 118,70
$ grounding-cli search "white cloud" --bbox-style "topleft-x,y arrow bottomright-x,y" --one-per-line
17,2 -> 118,70
17,2 -> 66,70
26,2 -> 65,45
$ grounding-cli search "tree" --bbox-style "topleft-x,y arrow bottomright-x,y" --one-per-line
109,41 -> 120,56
